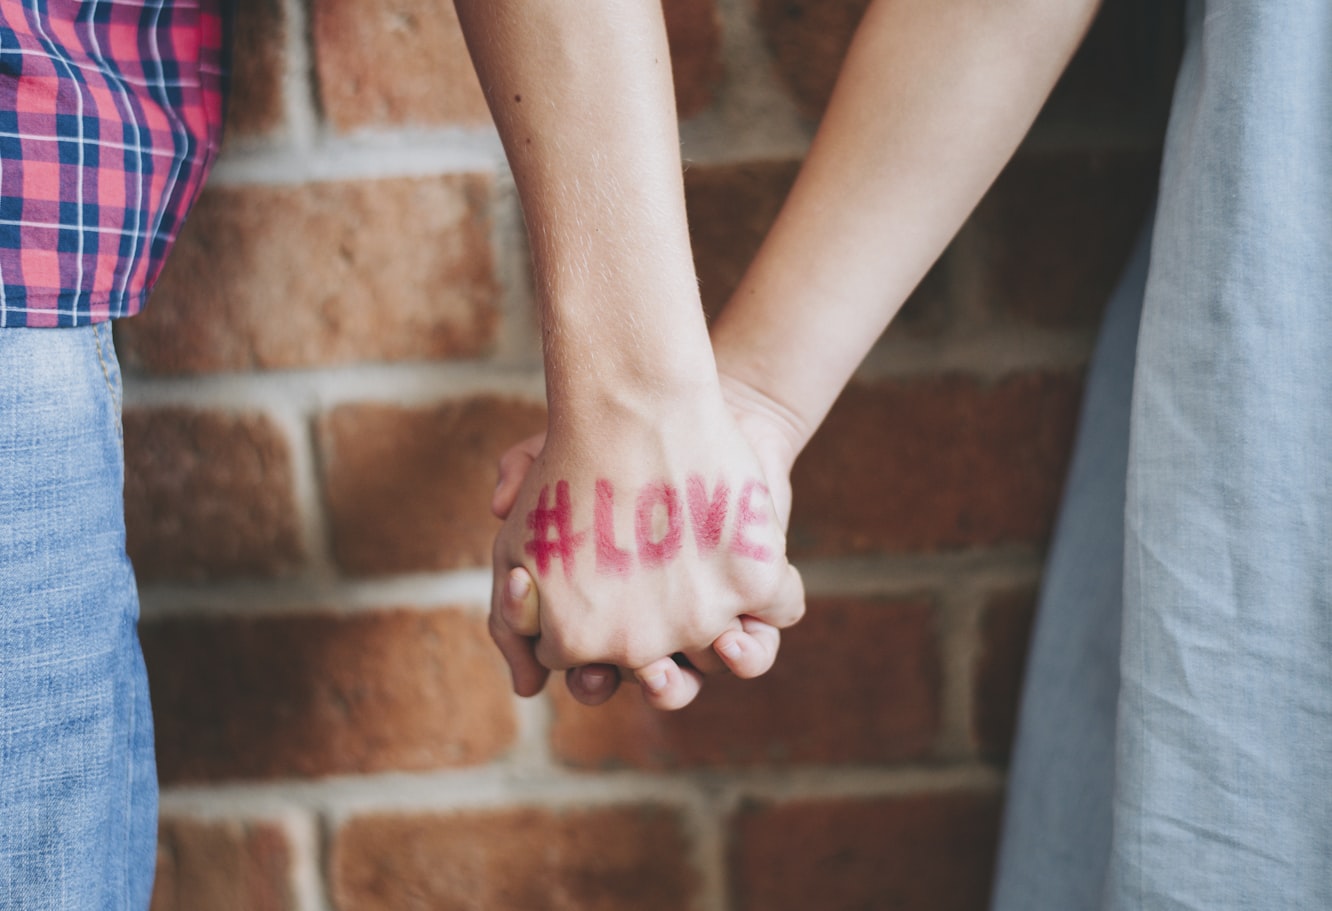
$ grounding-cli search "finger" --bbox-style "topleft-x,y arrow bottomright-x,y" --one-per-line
748,562 -> 807,630
489,562 -> 549,697
565,664 -> 623,706
488,609 -> 550,697
501,567 -> 540,637
679,643 -> 727,676
671,610 -> 780,679
490,437 -> 542,519
635,656 -> 704,711
712,615 -> 781,679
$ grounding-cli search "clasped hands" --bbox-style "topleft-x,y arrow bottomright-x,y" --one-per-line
488,384 -> 806,710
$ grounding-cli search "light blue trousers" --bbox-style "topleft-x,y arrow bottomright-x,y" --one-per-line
993,1 -> 1332,908
0,324 -> 157,911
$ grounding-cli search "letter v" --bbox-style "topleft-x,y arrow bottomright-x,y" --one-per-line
686,474 -> 730,554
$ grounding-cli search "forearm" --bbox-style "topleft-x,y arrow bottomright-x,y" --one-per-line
712,0 -> 1101,459
455,0 -> 718,434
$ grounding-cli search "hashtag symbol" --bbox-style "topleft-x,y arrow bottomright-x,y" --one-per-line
524,481 -> 585,579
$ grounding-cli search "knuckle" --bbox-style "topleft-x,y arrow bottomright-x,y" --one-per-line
677,604 -> 720,653
619,642 -> 659,672
783,596 -> 807,626
544,623 -> 599,668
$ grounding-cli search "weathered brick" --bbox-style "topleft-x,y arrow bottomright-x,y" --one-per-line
730,792 -> 1001,911
664,0 -> 723,118
788,373 -> 1082,557
143,608 -> 516,783
685,159 -> 948,330
319,396 -> 546,576
124,408 -> 301,583
331,806 -> 700,911
227,0 -> 286,138
151,818 -> 293,911
312,0 -> 491,130
973,588 -> 1037,762
966,148 -> 1159,326
551,597 -> 940,768
686,159 -> 799,319
123,175 -> 497,373
755,0 -> 868,122
312,0 -> 719,131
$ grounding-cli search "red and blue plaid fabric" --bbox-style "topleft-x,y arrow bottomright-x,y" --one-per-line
0,0 -> 230,327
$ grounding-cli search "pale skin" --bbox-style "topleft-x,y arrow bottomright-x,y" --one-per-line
455,0 -> 807,711
459,0 -> 1102,709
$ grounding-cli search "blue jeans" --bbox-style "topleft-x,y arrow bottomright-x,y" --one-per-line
993,1 -> 1332,908
0,324 -> 156,911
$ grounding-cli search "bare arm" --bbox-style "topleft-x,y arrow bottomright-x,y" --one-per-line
504,0 -> 1102,707
467,0 -> 1099,709
713,0 -> 1102,463
455,0 -> 715,425
456,0 -> 805,709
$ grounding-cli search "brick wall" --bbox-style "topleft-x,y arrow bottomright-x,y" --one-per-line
125,1 -> 1181,909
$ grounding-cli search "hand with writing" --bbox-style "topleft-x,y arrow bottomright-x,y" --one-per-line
490,379 -> 805,709
488,396 -> 805,710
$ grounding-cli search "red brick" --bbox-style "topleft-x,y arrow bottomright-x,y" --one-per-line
227,0 -> 286,138
789,373 -> 1082,557
664,0 -> 723,118
331,806 -> 700,911
685,159 -> 948,331
142,608 -> 516,783
551,597 -> 940,769
730,792 -> 1001,911
686,159 -> 799,320
319,397 -> 546,576
966,148 -> 1159,327
973,588 -> 1037,762
755,0 -> 868,122
151,818 -> 293,911
312,0 -> 719,131
122,175 -> 497,374
124,408 -> 301,583
312,0 -> 491,130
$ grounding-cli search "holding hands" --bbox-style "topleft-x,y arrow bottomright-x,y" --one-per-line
488,385 -> 805,710
455,0 -> 810,711
458,0 -> 1086,710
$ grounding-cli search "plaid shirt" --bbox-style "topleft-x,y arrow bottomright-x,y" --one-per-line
0,0 -> 229,327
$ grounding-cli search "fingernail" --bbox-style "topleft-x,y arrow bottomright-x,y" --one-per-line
718,639 -> 743,660
644,672 -> 668,693
581,668 -> 610,689
507,569 -> 531,602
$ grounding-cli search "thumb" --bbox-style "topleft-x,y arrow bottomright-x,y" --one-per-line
491,432 -> 545,518
501,566 -> 541,636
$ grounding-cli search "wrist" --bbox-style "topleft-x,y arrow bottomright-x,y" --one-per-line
541,285 -> 723,437
545,351 -> 725,442
716,366 -> 807,479
711,301 -> 847,465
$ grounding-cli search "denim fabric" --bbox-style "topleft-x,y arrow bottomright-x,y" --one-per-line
1113,1 -> 1332,906
0,324 -> 156,911
989,228 -> 1150,911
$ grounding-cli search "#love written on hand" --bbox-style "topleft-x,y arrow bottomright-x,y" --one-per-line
524,475 -> 775,579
